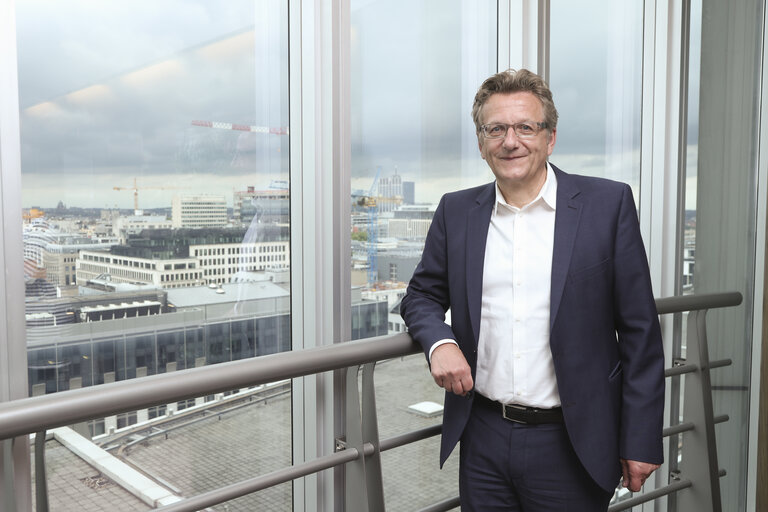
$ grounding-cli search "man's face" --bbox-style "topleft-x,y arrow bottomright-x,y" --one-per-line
478,92 -> 556,198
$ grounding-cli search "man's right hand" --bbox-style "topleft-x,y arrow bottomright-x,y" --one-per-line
430,344 -> 473,396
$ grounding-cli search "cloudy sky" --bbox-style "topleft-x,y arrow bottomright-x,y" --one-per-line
15,0 -> 697,209
17,0 -> 288,209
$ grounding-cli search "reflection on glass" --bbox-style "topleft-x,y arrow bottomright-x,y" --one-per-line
683,1 -> 762,508
683,0 -> 702,295
669,4 -> 703,501
550,0 -> 643,195
351,0 -> 496,315
351,0 -> 496,508
18,0 -> 289,388
18,1 -> 291,508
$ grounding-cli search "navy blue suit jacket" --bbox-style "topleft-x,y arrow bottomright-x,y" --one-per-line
400,165 -> 665,492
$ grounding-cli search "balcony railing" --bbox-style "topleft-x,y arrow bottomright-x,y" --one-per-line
0,291 -> 743,511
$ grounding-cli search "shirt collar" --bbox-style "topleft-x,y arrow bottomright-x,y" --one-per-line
493,163 -> 558,215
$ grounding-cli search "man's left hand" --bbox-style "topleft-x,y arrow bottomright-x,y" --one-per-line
620,459 -> 660,492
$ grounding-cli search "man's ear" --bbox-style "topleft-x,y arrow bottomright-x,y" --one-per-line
547,128 -> 557,155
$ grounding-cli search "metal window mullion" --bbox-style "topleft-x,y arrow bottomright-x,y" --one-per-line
640,1 -> 685,299
332,0 -> 352,509
497,0 -> 511,71
290,0 -> 350,510
0,0 -> 32,510
639,1 -> 687,510
289,0 -> 311,509
536,0 -> 550,82
668,3 -> 693,508
498,0 -> 541,73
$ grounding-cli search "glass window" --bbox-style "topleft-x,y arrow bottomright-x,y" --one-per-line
549,2 -> 646,506
59,342 -> 94,389
350,0 -> 496,507
351,0 -> 496,300
157,329 -> 185,372
17,0 -> 290,362
680,1 -> 763,508
549,0 -> 644,195
16,1 -> 291,508
92,338 -> 117,386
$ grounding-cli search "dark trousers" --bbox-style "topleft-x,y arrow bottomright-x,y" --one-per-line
459,400 -> 613,511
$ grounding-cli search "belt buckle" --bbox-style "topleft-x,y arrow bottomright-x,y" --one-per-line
502,403 -> 528,424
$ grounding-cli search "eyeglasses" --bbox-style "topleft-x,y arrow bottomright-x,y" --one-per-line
479,122 -> 548,139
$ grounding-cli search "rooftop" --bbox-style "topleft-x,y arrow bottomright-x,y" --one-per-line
166,282 -> 290,308
31,354 -> 459,511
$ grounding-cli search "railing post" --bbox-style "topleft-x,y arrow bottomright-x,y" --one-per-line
676,309 -> 722,512
343,363 -> 386,512
344,365 -> 370,511
34,431 -> 48,512
361,363 -> 385,510
2,439 -> 17,512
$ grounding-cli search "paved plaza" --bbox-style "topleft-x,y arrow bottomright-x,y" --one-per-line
31,440 -> 151,511
30,353 -> 460,511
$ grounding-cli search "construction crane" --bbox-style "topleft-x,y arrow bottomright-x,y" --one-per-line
113,120 -> 287,214
113,178 -> 178,214
190,120 -> 289,135
356,166 -> 382,288
22,208 -> 45,221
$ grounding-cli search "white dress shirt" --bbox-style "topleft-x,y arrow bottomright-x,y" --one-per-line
474,164 -> 560,407
427,165 -> 561,407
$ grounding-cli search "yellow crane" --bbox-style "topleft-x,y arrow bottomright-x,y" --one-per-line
113,178 -> 177,214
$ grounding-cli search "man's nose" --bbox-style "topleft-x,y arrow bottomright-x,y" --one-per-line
501,128 -> 520,149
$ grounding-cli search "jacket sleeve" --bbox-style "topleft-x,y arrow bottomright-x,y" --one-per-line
612,184 -> 666,464
400,196 -> 457,358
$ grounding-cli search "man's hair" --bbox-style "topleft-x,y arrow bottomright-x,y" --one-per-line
471,69 -> 559,133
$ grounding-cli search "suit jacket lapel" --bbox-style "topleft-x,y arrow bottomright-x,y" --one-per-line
550,166 -> 582,330
466,183 -> 495,344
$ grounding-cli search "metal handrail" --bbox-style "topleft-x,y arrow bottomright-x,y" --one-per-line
654,291 -> 742,314
0,332 -> 420,441
0,291 -> 744,512
0,292 -> 742,441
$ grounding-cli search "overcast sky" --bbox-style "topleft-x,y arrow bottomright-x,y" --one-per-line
15,0 -> 696,209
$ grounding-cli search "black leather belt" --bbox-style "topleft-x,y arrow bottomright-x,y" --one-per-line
473,393 -> 564,424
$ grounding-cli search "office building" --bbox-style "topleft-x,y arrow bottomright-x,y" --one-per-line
385,218 -> 431,239
112,214 -> 173,241
77,228 -> 290,288
40,235 -> 120,289
233,186 -> 290,225
171,195 -> 228,228
375,249 -> 422,283
402,181 -> 415,205
378,170 -> 402,199
25,280 -> 386,433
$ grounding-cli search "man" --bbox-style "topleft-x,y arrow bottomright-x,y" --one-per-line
400,69 -> 665,510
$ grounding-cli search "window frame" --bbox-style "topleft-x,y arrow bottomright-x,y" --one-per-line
0,1 -> 32,509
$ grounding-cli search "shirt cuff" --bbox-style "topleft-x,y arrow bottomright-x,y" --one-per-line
428,338 -> 459,363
